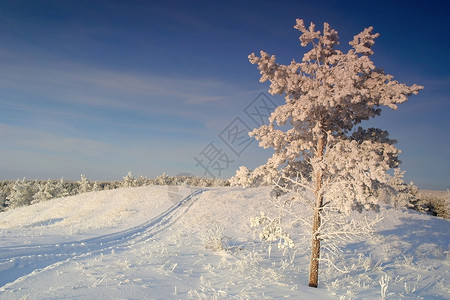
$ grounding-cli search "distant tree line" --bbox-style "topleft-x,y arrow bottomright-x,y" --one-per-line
1,172 -> 447,219
0,172 -> 229,212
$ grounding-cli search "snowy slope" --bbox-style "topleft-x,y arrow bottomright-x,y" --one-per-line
0,186 -> 448,299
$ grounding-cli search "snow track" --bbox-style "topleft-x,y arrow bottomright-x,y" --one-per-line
0,188 -> 204,289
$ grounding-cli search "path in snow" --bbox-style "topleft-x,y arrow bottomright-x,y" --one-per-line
0,188 -> 204,289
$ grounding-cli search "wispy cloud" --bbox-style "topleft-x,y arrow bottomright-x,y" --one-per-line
0,60 -> 254,134
0,61 -> 239,107
421,76 -> 450,91
0,123 -> 114,157
0,58 -> 266,141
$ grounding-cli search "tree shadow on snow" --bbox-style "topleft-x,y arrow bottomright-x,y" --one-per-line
378,210 -> 450,258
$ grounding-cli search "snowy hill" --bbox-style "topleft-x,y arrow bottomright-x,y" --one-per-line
0,186 -> 448,299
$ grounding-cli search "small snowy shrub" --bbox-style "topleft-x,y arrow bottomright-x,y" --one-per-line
229,166 -> 253,187
413,190 -> 450,219
250,212 -> 294,250
201,225 -> 229,251
122,171 -> 139,188
382,168 -> 418,209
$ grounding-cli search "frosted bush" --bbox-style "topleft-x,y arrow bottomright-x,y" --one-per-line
201,225 -> 229,251
250,212 -> 294,250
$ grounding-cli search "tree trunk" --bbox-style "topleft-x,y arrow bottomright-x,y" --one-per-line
309,137 -> 325,288
308,196 -> 323,287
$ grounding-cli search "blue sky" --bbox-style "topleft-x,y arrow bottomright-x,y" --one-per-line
0,0 -> 448,190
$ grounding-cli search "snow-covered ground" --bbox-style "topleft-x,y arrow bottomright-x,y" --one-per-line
0,186 -> 448,299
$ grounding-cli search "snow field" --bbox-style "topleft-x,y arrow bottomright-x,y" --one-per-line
0,186 -> 182,246
0,186 -> 448,299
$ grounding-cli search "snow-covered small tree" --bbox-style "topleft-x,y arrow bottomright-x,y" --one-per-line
229,166 -> 253,188
55,178 -> 70,198
136,175 -> 148,187
32,180 -> 56,204
0,189 -> 7,212
32,183 -> 46,204
78,174 -> 91,194
156,172 -> 171,185
6,178 -> 35,209
240,19 -> 423,287
385,168 -> 417,209
122,171 -> 137,188
92,181 -> 101,191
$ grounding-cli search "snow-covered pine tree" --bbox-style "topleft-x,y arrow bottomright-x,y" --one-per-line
229,166 -> 254,188
6,178 -> 35,209
385,168 -> 417,209
137,175 -> 148,187
55,178 -> 70,198
32,180 -> 56,204
33,182 -> 45,204
92,181 -> 101,191
0,188 -> 7,212
122,171 -> 137,188
78,174 -> 91,194
156,173 -> 171,185
241,19 -> 423,287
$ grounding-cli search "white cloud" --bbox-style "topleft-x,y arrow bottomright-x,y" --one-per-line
0,60 -> 256,133
0,62 -> 239,107
0,123 -> 114,157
